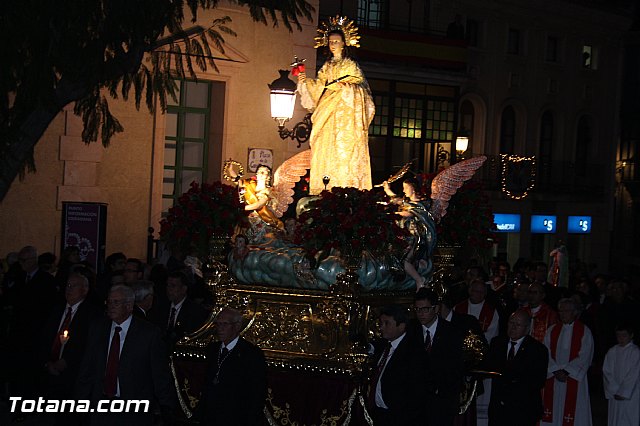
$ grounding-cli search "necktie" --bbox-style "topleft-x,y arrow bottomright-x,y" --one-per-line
368,342 -> 391,408
168,307 -> 177,330
213,347 -> 231,385
508,340 -> 517,360
219,347 -> 229,361
103,326 -> 122,397
424,329 -> 432,352
50,307 -> 72,360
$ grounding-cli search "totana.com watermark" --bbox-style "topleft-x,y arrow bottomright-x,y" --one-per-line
9,397 -> 150,413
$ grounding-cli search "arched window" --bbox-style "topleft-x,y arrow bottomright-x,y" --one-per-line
575,115 -> 592,177
539,111 -> 554,185
500,106 -> 516,154
459,100 -> 475,155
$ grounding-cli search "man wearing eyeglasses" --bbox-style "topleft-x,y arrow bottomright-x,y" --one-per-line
76,284 -> 176,425
196,307 -> 267,425
411,288 -> 464,426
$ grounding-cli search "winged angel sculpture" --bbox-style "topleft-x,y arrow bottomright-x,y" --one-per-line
224,152 -> 486,292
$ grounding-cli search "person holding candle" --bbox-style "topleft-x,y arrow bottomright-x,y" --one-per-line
39,272 -> 101,423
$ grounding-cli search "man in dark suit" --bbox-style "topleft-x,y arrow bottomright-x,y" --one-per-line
39,272 -> 101,425
76,284 -> 176,426
484,309 -> 549,426
440,293 -> 486,343
440,292 -> 488,424
196,307 -> 267,425
9,245 -> 59,399
410,289 -> 464,426
40,273 -> 101,394
152,271 -> 209,350
369,305 -> 426,426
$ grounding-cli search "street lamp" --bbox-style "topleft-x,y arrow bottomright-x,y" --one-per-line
455,127 -> 470,159
268,70 -> 312,148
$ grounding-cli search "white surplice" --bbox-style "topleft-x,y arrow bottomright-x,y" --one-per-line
603,342 -> 640,426
541,322 -> 593,426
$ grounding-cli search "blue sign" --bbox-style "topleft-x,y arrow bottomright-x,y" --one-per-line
494,213 -> 521,233
568,216 -> 591,233
531,215 -> 557,233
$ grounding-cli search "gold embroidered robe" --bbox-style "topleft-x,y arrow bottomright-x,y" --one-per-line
299,57 -> 375,194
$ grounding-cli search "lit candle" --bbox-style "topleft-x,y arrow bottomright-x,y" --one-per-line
60,330 -> 69,345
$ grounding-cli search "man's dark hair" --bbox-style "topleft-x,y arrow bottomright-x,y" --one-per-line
466,265 -> 488,282
415,288 -> 439,305
380,305 -> 409,326
126,258 -> 144,273
615,322 -> 635,335
440,293 -> 457,309
38,252 -> 56,268
105,252 -> 126,271
167,270 -> 189,286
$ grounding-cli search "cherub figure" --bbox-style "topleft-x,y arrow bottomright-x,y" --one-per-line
223,150 -> 310,243
383,156 -> 487,291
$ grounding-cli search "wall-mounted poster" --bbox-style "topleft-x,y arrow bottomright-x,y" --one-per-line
61,202 -> 107,273
248,148 -> 274,172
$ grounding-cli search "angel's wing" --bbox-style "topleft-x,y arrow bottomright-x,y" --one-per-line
430,156 -> 487,222
271,149 -> 312,218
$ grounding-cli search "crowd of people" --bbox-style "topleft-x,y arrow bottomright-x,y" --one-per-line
367,259 -> 640,425
1,243 -> 639,425
0,245 -> 248,425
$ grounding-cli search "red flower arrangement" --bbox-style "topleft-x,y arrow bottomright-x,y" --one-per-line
159,181 -> 249,258
415,173 -> 497,254
294,187 -> 409,260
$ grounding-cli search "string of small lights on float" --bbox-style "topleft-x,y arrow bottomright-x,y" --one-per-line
500,154 -> 536,200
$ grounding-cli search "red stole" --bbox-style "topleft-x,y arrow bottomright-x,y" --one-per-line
541,321 -> 585,425
526,304 -> 559,343
454,300 -> 495,333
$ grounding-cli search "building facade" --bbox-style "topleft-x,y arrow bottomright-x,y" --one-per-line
1,0 -> 635,277
0,2 -> 320,261
321,0 -> 633,272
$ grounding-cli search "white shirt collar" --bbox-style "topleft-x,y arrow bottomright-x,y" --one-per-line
223,335 -> 240,351
171,296 -> 187,311
444,310 -> 453,322
423,317 -> 439,338
389,332 -> 406,351
112,314 -> 133,331
508,335 -> 526,355
67,299 -> 84,314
